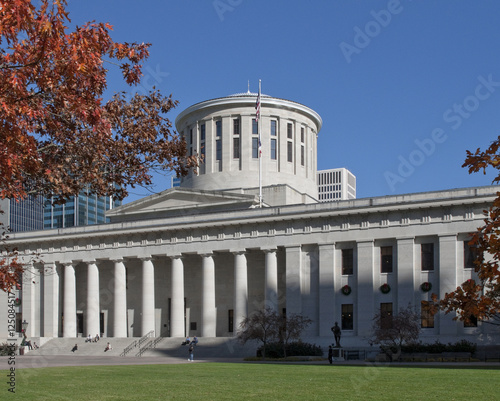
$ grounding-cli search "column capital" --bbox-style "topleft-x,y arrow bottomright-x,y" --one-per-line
43,261 -> 57,268
231,249 -> 246,256
261,248 -> 278,254
139,256 -> 153,262
83,259 -> 97,265
61,261 -> 73,267
169,254 -> 183,260
200,252 -> 214,258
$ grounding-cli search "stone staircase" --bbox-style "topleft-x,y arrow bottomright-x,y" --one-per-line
24,337 -> 132,357
20,336 -> 258,359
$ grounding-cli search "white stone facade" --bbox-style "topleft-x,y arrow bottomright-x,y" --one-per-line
1,186 -> 499,346
1,92 -> 499,348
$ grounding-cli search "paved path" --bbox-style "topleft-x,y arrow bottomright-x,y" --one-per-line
2,355 -> 500,369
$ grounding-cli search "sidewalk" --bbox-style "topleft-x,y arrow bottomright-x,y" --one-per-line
3,355 -> 500,369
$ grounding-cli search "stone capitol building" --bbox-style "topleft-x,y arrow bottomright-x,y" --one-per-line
1,91 -> 498,351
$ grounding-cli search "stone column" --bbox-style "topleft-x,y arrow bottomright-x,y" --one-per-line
397,237 -> 415,309
141,257 -> 155,336
356,241 -> 374,337
318,243 -> 335,337
86,260 -> 100,337
286,245 -> 302,315
233,251 -> 248,332
21,264 -> 36,338
43,262 -> 59,337
201,253 -> 216,337
170,255 -> 185,337
264,248 -> 278,312
62,261 -> 77,337
113,259 -> 127,337
438,235 -> 458,336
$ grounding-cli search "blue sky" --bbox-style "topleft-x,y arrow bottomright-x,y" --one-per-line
65,0 -> 500,203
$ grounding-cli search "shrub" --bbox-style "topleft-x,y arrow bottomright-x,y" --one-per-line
401,340 -> 477,354
0,342 -> 18,356
257,341 -> 323,358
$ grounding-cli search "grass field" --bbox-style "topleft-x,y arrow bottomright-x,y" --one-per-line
2,362 -> 499,400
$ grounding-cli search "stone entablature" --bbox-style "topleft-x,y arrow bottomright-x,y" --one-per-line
8,186 -> 493,261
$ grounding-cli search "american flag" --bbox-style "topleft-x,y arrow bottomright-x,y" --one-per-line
258,139 -> 262,157
255,92 -> 261,122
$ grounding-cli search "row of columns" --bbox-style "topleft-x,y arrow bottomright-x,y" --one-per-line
60,249 -> 279,338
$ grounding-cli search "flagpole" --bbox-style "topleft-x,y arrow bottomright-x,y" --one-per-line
258,79 -> 262,208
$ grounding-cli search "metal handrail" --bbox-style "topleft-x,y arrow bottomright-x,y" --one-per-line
135,340 -> 152,357
120,330 -> 155,357
137,330 -> 155,348
120,340 -> 137,357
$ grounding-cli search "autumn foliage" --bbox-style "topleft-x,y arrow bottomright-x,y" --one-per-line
0,0 -> 195,203
433,138 -> 500,325
0,0 -> 196,291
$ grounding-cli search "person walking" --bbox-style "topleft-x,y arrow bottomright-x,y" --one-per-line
328,345 -> 333,364
188,343 -> 194,361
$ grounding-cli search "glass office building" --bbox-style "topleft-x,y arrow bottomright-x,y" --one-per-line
7,195 -> 45,232
43,193 -> 121,229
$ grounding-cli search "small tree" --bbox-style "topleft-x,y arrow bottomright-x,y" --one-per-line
277,313 -> 312,358
237,307 -> 279,359
370,304 -> 421,361
431,138 -> 500,325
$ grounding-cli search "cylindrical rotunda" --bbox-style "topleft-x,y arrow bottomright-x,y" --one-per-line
175,92 -> 322,204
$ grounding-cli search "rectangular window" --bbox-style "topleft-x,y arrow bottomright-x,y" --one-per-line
381,246 -> 393,273
341,304 -> 353,330
200,124 -> 206,141
252,119 -> 258,135
287,141 -> 293,162
301,127 -> 304,143
464,240 -> 477,269
421,243 -> 434,271
189,128 -> 193,145
252,137 -> 259,159
421,301 -> 434,328
233,137 -> 240,159
342,249 -> 353,275
216,120 -> 222,137
216,138 -> 222,161
271,120 -> 277,136
380,303 -> 393,330
271,138 -> 277,160
228,309 -> 234,332
300,145 -> 304,166
287,123 -> 293,139
233,118 -> 240,136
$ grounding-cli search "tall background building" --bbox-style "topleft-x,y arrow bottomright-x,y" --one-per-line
0,194 -> 121,232
317,168 -> 356,202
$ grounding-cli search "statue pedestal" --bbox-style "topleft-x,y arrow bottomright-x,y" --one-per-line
332,346 -> 344,361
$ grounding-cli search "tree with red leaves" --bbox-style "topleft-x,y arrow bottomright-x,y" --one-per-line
433,140 -> 500,326
0,0 -> 196,291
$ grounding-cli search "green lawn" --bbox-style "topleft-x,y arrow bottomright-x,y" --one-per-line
3,363 -> 499,400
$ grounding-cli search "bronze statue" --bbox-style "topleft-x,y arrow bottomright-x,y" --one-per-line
331,322 -> 341,347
